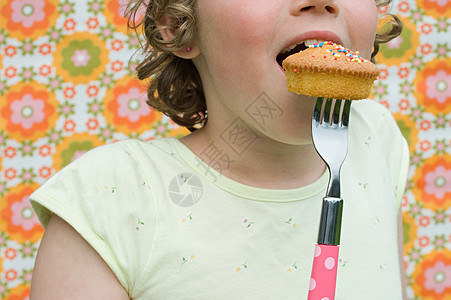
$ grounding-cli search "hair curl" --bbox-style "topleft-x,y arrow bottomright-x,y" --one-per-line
373,0 -> 403,62
126,0 -> 402,129
126,0 -> 203,130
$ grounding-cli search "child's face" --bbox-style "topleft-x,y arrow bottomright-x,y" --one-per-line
192,0 -> 378,142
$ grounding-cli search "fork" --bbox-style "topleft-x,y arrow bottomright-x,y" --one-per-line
307,97 -> 351,300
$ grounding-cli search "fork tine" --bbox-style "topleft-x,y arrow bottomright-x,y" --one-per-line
323,98 -> 333,125
332,99 -> 342,125
313,97 -> 324,123
342,100 -> 351,127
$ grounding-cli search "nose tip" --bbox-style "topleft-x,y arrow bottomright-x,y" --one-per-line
292,0 -> 339,16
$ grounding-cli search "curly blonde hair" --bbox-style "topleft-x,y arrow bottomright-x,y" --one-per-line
126,0 -> 402,130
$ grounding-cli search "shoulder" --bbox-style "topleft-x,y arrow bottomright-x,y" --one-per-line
351,100 -> 400,132
349,100 -> 409,203
349,100 -> 407,152
69,138 -> 150,165
350,99 -> 408,153
58,138 -> 178,175
30,138 -> 179,227
30,138 -> 182,217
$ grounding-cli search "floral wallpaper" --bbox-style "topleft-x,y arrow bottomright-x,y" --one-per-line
0,0 -> 450,299
374,1 -> 451,298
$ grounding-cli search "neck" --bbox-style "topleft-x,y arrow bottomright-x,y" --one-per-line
180,126 -> 326,190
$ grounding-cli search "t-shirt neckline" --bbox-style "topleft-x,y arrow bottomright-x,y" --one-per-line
165,137 -> 328,202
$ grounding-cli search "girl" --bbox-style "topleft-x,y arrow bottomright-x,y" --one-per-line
30,0 -> 408,299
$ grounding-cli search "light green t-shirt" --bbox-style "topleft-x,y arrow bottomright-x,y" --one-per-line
30,100 -> 409,299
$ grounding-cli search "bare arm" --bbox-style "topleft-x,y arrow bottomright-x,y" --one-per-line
31,215 -> 130,300
397,208 -> 407,300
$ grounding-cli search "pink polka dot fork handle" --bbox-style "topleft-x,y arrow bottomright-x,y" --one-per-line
308,244 -> 339,300
307,196 -> 343,300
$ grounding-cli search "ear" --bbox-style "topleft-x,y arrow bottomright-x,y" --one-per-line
158,15 -> 200,59
173,43 -> 201,59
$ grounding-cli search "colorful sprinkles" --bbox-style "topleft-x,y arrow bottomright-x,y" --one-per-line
308,41 -> 369,64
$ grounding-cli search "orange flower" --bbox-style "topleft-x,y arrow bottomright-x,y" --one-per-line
412,249 -> 451,299
0,83 -> 58,141
415,59 -> 451,114
0,0 -> 58,39
417,0 -> 451,17
0,184 -> 44,243
4,284 -> 30,300
104,77 -> 157,134
413,155 -> 451,210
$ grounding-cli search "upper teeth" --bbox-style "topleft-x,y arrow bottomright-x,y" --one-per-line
281,39 -> 325,53
304,39 -> 325,46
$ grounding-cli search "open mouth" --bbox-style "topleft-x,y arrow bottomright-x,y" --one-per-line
276,39 -> 325,68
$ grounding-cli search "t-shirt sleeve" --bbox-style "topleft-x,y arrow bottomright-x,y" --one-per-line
30,141 -> 157,295
366,101 -> 410,209
392,132 -> 409,208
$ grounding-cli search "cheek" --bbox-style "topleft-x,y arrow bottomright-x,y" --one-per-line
347,5 -> 378,58
198,0 -> 274,49
197,7 -> 270,88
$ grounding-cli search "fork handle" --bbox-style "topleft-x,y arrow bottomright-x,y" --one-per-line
307,196 -> 343,299
307,244 -> 339,300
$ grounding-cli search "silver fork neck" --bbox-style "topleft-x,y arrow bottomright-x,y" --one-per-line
326,165 -> 342,198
